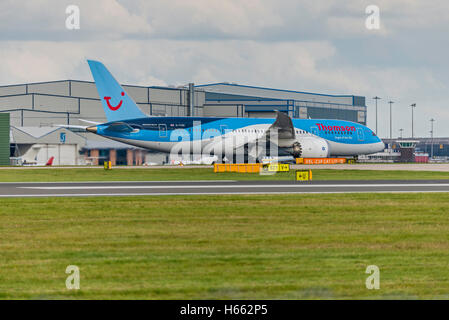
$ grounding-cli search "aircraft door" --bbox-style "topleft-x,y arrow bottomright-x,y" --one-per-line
311,126 -> 318,136
220,125 -> 228,136
357,128 -> 364,141
158,124 -> 167,138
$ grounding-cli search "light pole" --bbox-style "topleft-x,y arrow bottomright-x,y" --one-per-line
411,103 -> 416,138
373,96 -> 381,135
388,100 -> 394,139
399,128 -> 404,139
430,118 -> 435,159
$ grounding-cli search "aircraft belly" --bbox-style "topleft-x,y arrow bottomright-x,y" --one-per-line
327,140 -> 382,156
104,136 -> 215,154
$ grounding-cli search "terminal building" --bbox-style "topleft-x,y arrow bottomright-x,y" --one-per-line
383,138 -> 449,162
0,79 -> 367,165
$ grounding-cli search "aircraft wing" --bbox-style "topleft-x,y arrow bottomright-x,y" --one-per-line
204,111 -> 296,155
265,110 -> 296,144
230,110 -> 298,154
261,110 -> 298,148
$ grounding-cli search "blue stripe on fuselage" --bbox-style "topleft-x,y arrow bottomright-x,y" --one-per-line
96,116 -> 381,145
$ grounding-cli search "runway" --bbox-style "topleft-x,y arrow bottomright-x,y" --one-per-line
1,163 -> 449,171
1,180 -> 449,197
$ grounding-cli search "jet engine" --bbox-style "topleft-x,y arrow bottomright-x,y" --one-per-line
285,137 -> 329,158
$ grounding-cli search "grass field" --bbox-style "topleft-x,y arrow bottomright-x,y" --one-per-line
1,193 -> 449,299
1,167 -> 449,182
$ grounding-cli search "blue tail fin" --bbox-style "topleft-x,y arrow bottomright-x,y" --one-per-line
87,60 -> 146,122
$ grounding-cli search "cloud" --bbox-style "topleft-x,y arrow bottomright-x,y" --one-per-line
0,0 -> 152,41
2,0 -> 449,41
0,38 -> 442,99
0,0 -> 448,137
0,41 -> 84,83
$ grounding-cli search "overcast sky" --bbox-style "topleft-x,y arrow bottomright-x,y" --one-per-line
0,0 -> 448,138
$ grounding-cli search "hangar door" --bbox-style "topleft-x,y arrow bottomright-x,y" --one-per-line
36,144 -> 78,165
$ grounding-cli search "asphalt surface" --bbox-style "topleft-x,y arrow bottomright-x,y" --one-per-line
1,163 -> 449,171
1,180 -> 449,197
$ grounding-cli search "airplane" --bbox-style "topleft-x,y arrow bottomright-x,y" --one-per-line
12,143 -> 56,166
22,156 -> 54,166
45,156 -> 55,166
66,60 -> 385,163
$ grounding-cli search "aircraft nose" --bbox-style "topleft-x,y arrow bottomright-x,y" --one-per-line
376,140 -> 385,152
87,126 -> 97,133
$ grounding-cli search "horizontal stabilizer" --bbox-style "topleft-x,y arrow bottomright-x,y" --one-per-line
79,119 -> 101,125
55,124 -> 88,130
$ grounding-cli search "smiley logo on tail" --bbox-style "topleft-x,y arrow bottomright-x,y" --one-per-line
104,91 -> 125,111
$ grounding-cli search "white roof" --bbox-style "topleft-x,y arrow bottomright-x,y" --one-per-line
13,126 -> 59,139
